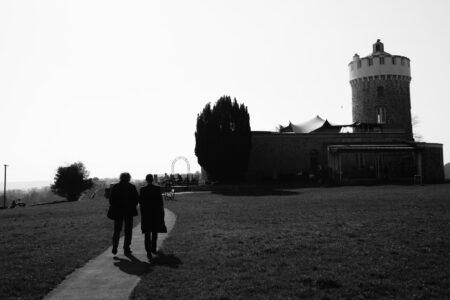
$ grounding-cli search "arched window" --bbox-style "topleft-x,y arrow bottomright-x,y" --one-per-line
376,107 -> 386,124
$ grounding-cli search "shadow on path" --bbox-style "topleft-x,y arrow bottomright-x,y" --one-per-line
113,254 -> 151,276
113,251 -> 182,276
45,209 -> 177,300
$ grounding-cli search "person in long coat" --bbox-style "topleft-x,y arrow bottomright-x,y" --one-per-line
139,174 -> 167,259
107,172 -> 138,256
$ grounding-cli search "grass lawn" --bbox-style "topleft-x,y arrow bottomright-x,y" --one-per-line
132,184 -> 450,299
0,196 -> 113,299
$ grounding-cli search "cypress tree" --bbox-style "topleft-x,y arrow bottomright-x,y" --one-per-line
195,96 -> 251,182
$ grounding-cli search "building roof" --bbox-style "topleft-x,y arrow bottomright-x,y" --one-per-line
278,116 -> 390,134
279,115 -> 346,133
279,115 -> 325,133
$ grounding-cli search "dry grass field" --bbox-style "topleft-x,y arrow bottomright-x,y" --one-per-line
1,184 -> 449,299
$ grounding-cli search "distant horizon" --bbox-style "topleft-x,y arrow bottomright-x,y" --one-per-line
1,0 -> 449,182
1,180 -> 52,191
1,170 -> 203,191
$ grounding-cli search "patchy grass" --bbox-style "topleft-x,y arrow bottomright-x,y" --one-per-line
0,196 -> 113,299
132,185 -> 450,299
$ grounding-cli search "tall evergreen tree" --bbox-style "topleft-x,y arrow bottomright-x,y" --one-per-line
195,96 -> 251,182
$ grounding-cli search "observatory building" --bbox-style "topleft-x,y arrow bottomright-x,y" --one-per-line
246,40 -> 444,184
350,39 -> 413,137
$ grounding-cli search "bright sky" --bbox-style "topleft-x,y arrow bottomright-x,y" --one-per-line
1,0 -> 449,183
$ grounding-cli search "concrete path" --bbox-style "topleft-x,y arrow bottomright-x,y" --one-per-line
44,209 -> 176,300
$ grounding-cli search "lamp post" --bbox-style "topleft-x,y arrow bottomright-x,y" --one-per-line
3,164 -> 7,209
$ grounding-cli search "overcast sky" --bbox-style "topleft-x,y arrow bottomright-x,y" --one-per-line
1,0 -> 449,184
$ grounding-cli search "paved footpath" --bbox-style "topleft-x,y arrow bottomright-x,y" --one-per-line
44,209 -> 176,300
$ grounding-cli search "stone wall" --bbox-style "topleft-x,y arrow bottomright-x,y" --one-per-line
247,131 -> 410,180
246,132 -> 444,184
351,77 -> 412,137
420,143 -> 445,183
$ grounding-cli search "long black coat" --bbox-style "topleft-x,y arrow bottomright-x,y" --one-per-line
107,182 -> 139,220
139,184 -> 167,233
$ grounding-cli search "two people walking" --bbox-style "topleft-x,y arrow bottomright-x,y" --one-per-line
107,172 -> 167,259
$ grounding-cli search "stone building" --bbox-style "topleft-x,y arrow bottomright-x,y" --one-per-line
246,40 -> 445,184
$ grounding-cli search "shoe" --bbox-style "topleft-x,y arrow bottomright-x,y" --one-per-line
112,247 -> 118,255
147,253 -> 152,260
124,249 -> 132,256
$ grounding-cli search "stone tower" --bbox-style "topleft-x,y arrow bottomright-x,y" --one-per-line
349,40 -> 413,138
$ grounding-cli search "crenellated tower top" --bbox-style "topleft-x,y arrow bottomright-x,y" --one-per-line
349,40 -> 411,81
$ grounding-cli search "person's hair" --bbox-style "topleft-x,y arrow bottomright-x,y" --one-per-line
119,172 -> 131,183
145,174 -> 154,183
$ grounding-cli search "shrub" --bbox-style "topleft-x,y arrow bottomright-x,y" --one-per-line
51,162 -> 93,201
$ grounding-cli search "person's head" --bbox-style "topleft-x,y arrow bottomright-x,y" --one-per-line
119,172 -> 131,183
145,174 -> 154,184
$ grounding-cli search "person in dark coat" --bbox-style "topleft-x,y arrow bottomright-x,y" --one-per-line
139,174 -> 167,259
107,172 -> 138,256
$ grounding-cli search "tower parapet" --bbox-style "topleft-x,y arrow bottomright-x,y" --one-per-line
349,40 -> 411,81
349,40 -> 413,138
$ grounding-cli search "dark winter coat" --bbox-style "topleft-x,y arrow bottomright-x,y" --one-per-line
139,184 -> 167,233
107,182 -> 139,220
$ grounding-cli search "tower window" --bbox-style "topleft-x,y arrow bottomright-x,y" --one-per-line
376,107 -> 386,124
392,57 -> 396,64
357,60 -> 361,68
380,57 -> 385,64
368,58 -> 373,66
377,86 -> 384,97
